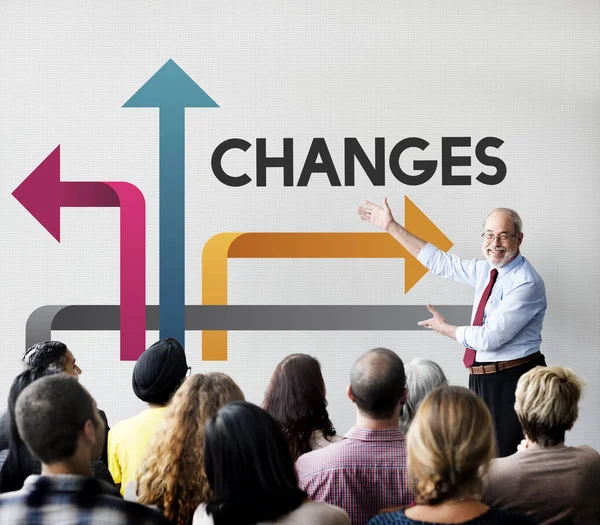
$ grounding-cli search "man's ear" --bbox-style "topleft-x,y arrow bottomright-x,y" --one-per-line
346,384 -> 354,402
399,387 -> 408,406
517,232 -> 524,247
82,419 -> 96,446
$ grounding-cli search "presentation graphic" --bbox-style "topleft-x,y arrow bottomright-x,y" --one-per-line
12,59 -> 473,361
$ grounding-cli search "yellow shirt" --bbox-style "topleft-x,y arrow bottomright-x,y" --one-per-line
107,406 -> 167,495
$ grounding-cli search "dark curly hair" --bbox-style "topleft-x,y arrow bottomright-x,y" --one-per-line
263,354 -> 336,461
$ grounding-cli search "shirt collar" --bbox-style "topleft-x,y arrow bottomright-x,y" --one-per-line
343,425 -> 405,442
497,253 -> 523,277
23,474 -> 109,495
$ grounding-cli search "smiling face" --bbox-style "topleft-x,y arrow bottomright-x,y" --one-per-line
481,210 -> 523,268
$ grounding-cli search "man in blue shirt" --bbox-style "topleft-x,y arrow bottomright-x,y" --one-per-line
358,199 -> 547,457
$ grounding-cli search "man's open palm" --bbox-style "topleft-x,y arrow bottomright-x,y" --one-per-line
357,198 -> 394,231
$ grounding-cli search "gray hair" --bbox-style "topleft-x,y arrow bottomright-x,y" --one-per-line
400,358 -> 448,432
483,208 -> 523,234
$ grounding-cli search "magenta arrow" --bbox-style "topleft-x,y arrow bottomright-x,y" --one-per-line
12,145 -> 146,361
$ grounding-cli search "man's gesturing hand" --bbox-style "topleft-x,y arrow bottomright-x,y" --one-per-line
418,305 -> 448,333
418,305 -> 459,342
357,198 -> 394,231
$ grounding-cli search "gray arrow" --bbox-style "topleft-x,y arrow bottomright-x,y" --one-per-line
25,304 -> 472,350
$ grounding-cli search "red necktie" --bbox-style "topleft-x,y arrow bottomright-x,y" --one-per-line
463,268 -> 499,368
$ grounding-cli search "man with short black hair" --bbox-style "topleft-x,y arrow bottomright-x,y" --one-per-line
296,348 -> 414,525
0,374 -> 168,524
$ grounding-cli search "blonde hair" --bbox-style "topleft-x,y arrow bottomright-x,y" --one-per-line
137,373 -> 244,525
407,386 -> 495,505
515,366 -> 585,447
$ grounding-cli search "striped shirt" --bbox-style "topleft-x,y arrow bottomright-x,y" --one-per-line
296,426 -> 414,525
0,474 -> 169,524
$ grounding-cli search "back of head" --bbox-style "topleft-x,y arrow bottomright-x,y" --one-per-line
132,337 -> 188,405
350,347 -> 406,419
515,366 -> 585,447
137,372 -> 245,525
22,341 -> 67,370
204,401 -> 304,525
1,367 -> 60,493
400,358 -> 447,432
15,374 -> 97,465
263,353 -> 335,461
407,386 -> 495,505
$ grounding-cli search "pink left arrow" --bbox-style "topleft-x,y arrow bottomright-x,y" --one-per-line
12,145 -> 146,361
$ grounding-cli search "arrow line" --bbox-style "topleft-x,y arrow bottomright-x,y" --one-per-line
123,58 -> 218,348
201,196 -> 454,360
25,304 -> 472,351
158,107 -> 185,347
13,146 -> 146,361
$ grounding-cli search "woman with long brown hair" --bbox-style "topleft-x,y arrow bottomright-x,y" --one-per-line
135,373 -> 244,525
263,354 -> 338,461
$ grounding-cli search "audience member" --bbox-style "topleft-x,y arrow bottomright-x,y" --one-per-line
0,367 -> 113,493
399,358 -> 447,433
369,386 -> 533,524
134,373 -> 245,525
108,337 -> 188,495
194,401 -> 349,525
483,366 -> 600,524
0,340 -> 111,462
295,347 -> 413,524
22,340 -> 82,376
0,374 -> 168,524
263,353 -> 339,461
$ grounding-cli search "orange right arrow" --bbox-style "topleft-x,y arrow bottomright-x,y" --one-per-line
404,195 -> 453,292
201,196 -> 453,360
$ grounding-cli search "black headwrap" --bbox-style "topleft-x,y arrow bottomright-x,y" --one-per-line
132,338 -> 188,405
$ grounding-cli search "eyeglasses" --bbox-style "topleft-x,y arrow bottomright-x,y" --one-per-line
186,366 -> 192,377
481,232 -> 519,244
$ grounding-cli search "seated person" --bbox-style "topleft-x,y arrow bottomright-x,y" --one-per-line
108,338 -> 188,495
483,366 -> 600,524
134,373 -> 244,525
369,386 -> 533,524
263,353 -> 339,461
399,358 -> 447,432
296,347 -> 414,524
0,367 -> 113,492
0,374 -> 168,524
194,401 -> 349,525
1,340 -> 110,464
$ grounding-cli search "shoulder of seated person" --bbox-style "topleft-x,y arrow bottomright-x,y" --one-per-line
293,501 -> 349,523
488,508 -> 536,524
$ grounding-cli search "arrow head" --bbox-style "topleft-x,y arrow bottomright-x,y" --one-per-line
12,146 -> 61,242
123,59 -> 219,109
404,196 -> 453,293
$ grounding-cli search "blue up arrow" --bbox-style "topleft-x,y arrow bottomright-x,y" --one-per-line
124,59 -> 218,348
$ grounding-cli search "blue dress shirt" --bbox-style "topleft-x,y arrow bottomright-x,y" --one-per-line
417,243 -> 547,362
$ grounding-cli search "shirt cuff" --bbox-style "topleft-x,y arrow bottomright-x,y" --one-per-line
455,326 -> 468,347
417,243 -> 438,267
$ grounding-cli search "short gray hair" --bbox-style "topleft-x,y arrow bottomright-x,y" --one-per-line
400,358 -> 447,432
483,208 -> 523,234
